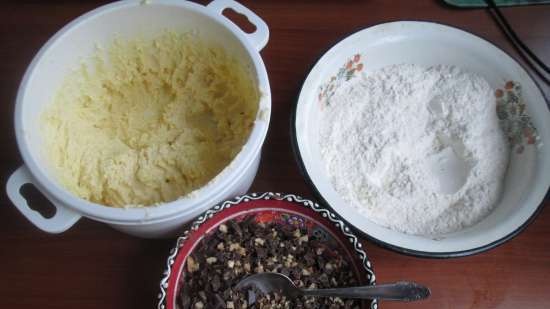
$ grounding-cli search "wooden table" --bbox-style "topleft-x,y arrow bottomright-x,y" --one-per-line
1,1 -> 549,308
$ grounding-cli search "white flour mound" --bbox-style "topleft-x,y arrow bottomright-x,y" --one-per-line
319,64 -> 509,236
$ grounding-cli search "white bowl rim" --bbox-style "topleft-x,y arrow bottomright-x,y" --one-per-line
14,0 -> 271,224
291,20 -> 550,258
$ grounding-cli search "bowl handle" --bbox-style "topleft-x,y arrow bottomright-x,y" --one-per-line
207,0 -> 270,51
6,165 -> 81,233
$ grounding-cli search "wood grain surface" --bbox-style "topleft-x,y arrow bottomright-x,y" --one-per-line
1,1 -> 549,309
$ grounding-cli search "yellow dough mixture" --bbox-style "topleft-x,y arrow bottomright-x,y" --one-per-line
42,32 -> 259,207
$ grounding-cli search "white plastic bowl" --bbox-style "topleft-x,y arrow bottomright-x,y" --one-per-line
6,0 -> 271,238
293,21 -> 550,257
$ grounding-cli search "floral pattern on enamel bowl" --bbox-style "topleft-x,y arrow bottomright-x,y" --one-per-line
495,81 -> 541,154
293,21 -> 550,257
318,54 -> 364,107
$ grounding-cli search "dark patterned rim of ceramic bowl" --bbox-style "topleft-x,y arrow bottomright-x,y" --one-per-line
157,192 -> 377,309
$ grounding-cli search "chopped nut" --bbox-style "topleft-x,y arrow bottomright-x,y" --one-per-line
255,263 -> 264,273
218,224 -> 228,233
223,271 -> 231,281
227,260 -> 235,268
206,257 -> 217,264
316,247 -> 325,255
238,247 -> 247,256
254,238 -> 266,246
226,301 -> 234,309
216,242 -> 225,251
198,291 -> 206,300
186,256 -> 199,273
194,301 -> 204,309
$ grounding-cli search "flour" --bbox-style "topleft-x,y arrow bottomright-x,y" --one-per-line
319,64 -> 509,236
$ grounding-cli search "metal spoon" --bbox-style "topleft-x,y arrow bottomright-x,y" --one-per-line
236,272 -> 430,304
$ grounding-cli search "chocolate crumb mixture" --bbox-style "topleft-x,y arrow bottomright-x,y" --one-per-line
178,217 -> 361,309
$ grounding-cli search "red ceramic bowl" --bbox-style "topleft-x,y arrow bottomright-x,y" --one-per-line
157,192 -> 377,309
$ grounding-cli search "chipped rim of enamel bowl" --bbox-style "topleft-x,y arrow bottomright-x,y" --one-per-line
8,0 -> 271,230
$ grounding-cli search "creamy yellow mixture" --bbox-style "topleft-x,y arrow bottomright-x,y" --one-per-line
42,32 -> 259,207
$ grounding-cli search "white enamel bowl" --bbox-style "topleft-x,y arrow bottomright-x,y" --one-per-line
293,21 -> 550,257
6,0 -> 271,238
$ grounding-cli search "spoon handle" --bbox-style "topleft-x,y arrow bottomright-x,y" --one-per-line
301,281 -> 430,302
